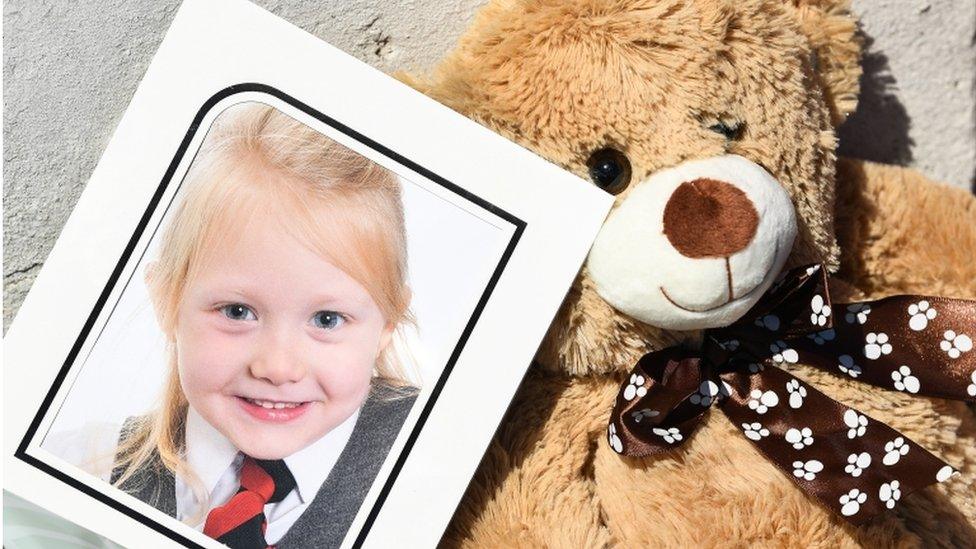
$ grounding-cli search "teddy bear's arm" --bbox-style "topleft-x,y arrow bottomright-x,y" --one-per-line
834,157 -> 976,300
439,371 -> 618,549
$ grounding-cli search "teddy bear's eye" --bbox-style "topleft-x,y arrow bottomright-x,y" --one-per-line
708,121 -> 744,141
586,148 -> 632,195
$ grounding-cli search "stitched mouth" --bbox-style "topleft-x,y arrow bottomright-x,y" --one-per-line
659,242 -> 779,314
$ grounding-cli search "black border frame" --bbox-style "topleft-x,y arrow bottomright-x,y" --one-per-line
15,83 -> 526,548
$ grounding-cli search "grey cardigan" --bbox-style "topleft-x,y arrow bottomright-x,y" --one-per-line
110,381 -> 418,548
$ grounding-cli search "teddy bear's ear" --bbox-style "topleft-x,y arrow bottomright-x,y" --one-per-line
783,0 -> 862,126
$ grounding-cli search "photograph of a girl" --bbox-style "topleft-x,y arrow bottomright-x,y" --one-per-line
43,102 -> 440,548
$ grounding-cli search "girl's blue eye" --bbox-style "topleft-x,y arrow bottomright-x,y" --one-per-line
219,303 -> 256,321
312,311 -> 345,330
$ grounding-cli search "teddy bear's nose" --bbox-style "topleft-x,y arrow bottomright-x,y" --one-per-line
662,178 -> 759,258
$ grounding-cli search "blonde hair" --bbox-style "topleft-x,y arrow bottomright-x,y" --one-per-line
111,102 -> 416,522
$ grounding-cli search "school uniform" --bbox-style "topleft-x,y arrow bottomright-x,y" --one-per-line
54,379 -> 417,548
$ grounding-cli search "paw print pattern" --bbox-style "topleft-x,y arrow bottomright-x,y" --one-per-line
845,303 -> 871,325
690,380 -> 720,407
845,452 -> 872,477
754,314 -> 781,331
748,362 -> 764,374
879,481 -> 901,509
810,295 -> 831,326
844,409 -> 868,439
747,389 -> 779,414
839,489 -> 867,517
741,422 -> 770,441
940,330 -> 973,359
864,332 -> 892,360
770,341 -> 799,364
968,370 -> 976,397
623,374 -> 648,401
882,437 -> 909,466
891,366 -> 920,394
907,300 -> 937,331
786,379 -> 807,409
785,427 -> 814,449
607,423 -> 623,453
937,465 -> 958,483
652,427 -> 682,444
807,329 -> 836,346
837,355 -> 862,378
718,339 -> 740,352
792,459 -> 824,481
631,408 -> 660,423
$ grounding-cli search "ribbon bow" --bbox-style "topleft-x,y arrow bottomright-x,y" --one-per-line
608,264 -> 976,525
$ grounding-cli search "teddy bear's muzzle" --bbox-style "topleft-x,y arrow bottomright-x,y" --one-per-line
586,154 -> 797,330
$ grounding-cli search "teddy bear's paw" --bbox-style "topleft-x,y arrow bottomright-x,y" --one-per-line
890,366 -> 921,394
837,354 -> 862,378
845,303 -> 871,325
769,340 -> 798,364
939,330 -> 973,359
785,427 -> 814,449
792,459 -> 824,481
785,379 -> 808,409
806,328 -> 836,346
863,332 -> 892,359
843,409 -> 868,439
747,389 -> 779,414
741,422 -> 770,441
906,300 -> 938,331
810,294 -> 832,327
839,488 -> 868,517
878,480 -> 901,510
844,451 -> 872,477
882,436 -> 910,465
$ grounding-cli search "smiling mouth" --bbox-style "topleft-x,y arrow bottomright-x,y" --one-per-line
238,396 -> 310,409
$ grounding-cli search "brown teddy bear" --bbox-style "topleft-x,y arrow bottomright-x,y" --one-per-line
400,0 -> 976,545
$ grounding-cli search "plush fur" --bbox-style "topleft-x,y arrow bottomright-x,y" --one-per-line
398,0 -> 976,545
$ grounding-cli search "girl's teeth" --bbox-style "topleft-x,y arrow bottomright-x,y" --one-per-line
246,398 -> 301,409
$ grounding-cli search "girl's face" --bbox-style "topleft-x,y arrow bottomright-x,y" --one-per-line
169,205 -> 394,460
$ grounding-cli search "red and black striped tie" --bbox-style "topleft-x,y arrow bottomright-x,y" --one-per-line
203,457 -> 297,549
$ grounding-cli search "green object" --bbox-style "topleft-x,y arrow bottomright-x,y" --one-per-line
3,490 -> 124,549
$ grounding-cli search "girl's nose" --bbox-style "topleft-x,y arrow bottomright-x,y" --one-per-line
248,331 -> 306,385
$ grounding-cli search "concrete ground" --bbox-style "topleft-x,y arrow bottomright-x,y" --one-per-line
4,0 -> 976,330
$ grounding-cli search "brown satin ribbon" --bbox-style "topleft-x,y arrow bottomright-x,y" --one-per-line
607,264 -> 976,525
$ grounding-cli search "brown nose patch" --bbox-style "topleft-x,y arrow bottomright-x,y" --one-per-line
663,178 -> 759,258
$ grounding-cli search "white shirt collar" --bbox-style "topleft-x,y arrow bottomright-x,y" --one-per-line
184,405 -> 361,503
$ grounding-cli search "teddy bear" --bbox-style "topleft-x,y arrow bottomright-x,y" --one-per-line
398,0 -> 976,546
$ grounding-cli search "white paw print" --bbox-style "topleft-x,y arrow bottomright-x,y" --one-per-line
754,314 -> 781,331
937,465 -> 959,483
623,374 -> 648,401
810,295 -> 831,326
631,408 -> 660,423
837,355 -> 862,378
805,265 -> 821,277
891,365 -> 920,394
845,303 -> 871,325
607,423 -> 623,453
770,341 -> 799,364
882,437 -> 910,466
845,451 -> 872,477
864,332 -> 892,360
879,481 -> 901,509
786,379 -> 807,409
839,489 -> 867,517
785,427 -> 814,449
807,329 -> 836,346
967,370 -> 976,397
741,422 -> 770,441
940,330 -> 973,359
907,300 -> 937,331
844,409 -> 868,439
747,389 -> 779,414
652,427 -> 682,444
690,380 -> 720,407
792,459 -> 824,481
